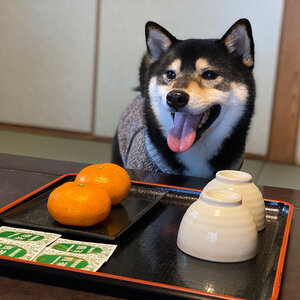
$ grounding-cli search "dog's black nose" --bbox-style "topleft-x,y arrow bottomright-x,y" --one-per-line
166,90 -> 189,109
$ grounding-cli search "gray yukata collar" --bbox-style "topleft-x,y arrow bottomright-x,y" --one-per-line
145,130 -> 177,175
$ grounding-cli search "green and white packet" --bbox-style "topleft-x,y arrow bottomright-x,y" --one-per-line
0,226 -> 61,246
34,247 -> 109,272
0,238 -> 46,261
48,238 -> 117,261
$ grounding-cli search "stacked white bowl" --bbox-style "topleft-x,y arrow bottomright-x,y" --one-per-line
177,170 -> 265,263
203,170 -> 265,231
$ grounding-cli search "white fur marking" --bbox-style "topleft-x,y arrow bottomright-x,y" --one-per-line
230,82 -> 249,102
149,77 -> 174,137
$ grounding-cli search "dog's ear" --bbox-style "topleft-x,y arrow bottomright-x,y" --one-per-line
146,22 -> 177,60
221,19 -> 254,69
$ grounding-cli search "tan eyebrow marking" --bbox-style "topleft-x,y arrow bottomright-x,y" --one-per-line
194,58 -> 223,87
195,58 -> 210,72
167,59 -> 181,73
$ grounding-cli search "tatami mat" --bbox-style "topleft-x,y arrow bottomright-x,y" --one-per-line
0,130 -> 111,164
1,130 -> 299,190
241,159 -> 300,190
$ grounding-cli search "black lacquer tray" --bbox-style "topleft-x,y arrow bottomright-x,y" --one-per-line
0,174 -> 293,300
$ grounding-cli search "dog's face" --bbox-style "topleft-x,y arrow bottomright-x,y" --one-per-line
144,20 -> 255,154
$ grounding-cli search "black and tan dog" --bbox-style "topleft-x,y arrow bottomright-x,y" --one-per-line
113,19 -> 255,178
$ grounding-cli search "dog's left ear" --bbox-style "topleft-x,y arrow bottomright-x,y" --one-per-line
146,22 -> 177,60
221,19 -> 254,69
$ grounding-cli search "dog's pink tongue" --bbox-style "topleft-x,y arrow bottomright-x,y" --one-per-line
167,112 -> 202,153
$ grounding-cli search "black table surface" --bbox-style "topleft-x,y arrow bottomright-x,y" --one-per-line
0,153 -> 299,300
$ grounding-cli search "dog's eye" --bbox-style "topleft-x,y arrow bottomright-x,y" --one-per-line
166,70 -> 176,80
202,70 -> 218,80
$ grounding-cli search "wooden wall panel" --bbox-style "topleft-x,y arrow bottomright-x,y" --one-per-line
268,0 -> 300,163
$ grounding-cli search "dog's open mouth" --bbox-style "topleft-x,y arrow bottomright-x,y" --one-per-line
167,105 -> 221,153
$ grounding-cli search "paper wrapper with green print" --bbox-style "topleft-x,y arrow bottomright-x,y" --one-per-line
0,238 -> 46,261
0,226 -> 61,246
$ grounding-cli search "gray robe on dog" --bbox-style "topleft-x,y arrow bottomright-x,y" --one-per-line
117,95 -> 172,174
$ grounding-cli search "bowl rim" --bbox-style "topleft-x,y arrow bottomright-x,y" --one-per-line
216,170 -> 252,184
200,189 -> 242,207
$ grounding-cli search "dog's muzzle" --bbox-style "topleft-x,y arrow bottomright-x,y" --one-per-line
166,90 -> 189,110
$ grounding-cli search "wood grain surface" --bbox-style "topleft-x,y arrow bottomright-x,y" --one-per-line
268,0 -> 300,163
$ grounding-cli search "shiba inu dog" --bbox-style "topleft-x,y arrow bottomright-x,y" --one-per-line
112,19 -> 255,178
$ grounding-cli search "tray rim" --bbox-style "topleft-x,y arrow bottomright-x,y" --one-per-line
0,173 -> 294,300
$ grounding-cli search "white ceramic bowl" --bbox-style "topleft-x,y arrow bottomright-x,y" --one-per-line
177,189 -> 258,263
202,170 -> 265,231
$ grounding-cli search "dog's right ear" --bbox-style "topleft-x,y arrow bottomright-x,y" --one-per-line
146,22 -> 177,60
221,19 -> 255,69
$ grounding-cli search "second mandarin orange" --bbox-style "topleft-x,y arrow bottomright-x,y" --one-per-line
75,163 -> 131,205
